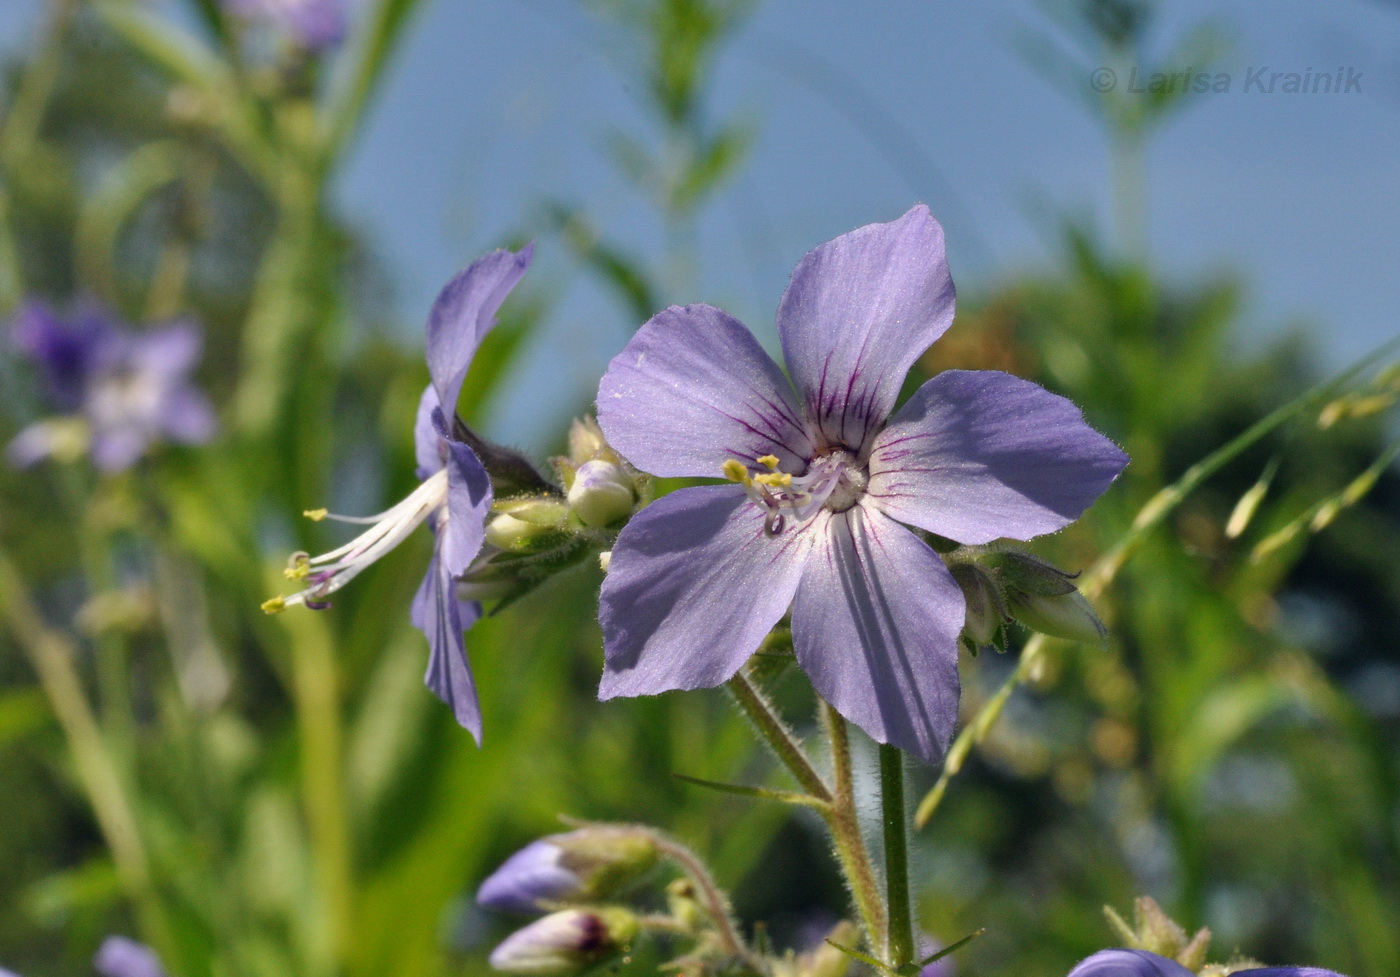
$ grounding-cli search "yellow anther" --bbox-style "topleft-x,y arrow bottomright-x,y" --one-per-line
756,454 -> 781,470
303,508 -> 328,522
753,471 -> 792,489
721,459 -> 752,484
261,596 -> 287,615
283,553 -> 311,581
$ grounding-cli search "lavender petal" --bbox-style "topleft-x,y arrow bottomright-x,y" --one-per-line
1233,970 -> 1348,976
414,548 -> 484,741
791,503 -> 964,764
1066,950 -> 1198,977
477,838 -> 580,913
426,244 -> 532,419
599,485 -> 813,698
868,370 -> 1128,544
597,303 -> 812,478
776,205 -> 956,451
439,419 -> 493,576
93,936 -> 167,977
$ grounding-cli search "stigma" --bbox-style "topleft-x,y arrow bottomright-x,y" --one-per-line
263,467 -> 450,613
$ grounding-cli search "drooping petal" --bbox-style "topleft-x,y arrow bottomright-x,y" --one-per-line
598,485 -> 813,698
867,370 -> 1128,545
1232,970 -> 1347,977
93,936 -> 167,977
437,417 -> 493,576
414,548 -> 484,741
790,504 -> 964,764
426,244 -> 533,419
596,304 -> 813,478
1066,950 -> 1197,977
776,205 -> 955,452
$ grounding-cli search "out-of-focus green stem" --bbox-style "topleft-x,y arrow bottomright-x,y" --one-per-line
878,743 -> 913,969
276,606 -> 353,965
0,0 -> 76,164
820,702 -> 886,950
0,544 -> 172,954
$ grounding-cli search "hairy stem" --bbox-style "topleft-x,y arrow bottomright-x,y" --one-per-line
726,670 -> 831,802
652,834 -> 759,968
879,743 -> 914,968
820,702 -> 887,950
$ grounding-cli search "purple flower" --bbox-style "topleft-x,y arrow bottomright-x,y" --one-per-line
488,908 -> 639,977
1067,950 -> 1346,977
7,300 -> 215,472
267,246 -> 532,741
222,0 -> 349,50
594,206 -> 1126,763
93,937 -> 167,977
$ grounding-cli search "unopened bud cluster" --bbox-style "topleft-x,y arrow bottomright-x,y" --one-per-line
478,825 -> 655,976
947,548 -> 1106,652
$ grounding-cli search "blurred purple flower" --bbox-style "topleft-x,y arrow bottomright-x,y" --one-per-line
479,838 -> 582,913
93,937 -> 167,977
270,246 -> 532,740
223,0 -> 348,50
595,205 -> 1127,763
7,300 -> 215,472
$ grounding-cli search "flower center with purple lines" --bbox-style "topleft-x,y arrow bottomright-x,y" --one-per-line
722,449 -> 869,536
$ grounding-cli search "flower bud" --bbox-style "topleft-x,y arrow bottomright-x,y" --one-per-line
566,460 -> 635,528
983,550 -> 1077,597
1007,589 -> 1107,645
948,563 -> 1006,649
478,827 -> 659,913
568,416 -> 610,465
486,513 -> 558,552
488,908 -> 638,977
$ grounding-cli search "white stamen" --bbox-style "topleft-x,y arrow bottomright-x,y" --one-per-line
280,468 -> 450,608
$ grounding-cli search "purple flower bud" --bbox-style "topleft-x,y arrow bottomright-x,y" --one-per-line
94,936 -> 168,977
478,827 -> 659,913
488,908 -> 638,977
221,0 -> 348,51
1066,949 -> 1195,977
566,460 -> 635,527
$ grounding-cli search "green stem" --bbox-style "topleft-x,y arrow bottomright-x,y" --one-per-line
0,545 -> 173,957
652,833 -> 760,970
726,670 -> 831,802
819,702 -> 886,949
879,743 -> 913,968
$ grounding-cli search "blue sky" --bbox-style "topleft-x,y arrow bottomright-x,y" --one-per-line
4,0 -> 1399,445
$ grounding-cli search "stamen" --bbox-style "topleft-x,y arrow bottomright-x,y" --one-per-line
722,459 -> 751,484
303,508 -> 328,521
264,468 -> 450,611
756,454 -> 780,470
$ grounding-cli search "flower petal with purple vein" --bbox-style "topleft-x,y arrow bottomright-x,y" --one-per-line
599,485 -> 814,699
868,370 -> 1128,544
791,505 -> 964,763
597,303 -> 812,478
776,204 -> 955,451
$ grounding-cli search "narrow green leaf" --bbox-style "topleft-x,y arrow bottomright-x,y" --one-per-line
673,773 -> 828,810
